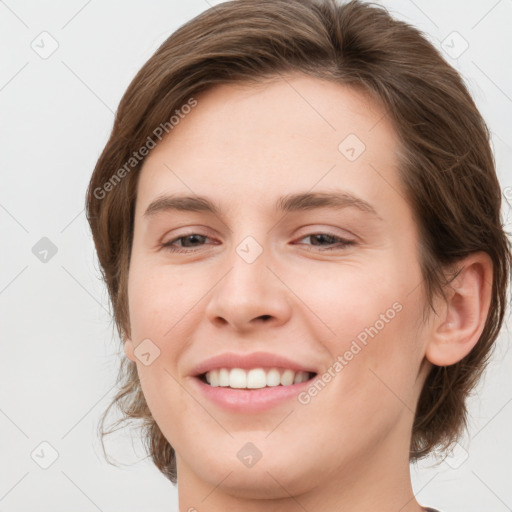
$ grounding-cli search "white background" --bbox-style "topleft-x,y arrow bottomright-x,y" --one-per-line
1,0 -> 511,511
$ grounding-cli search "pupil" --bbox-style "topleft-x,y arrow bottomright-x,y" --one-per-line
184,234 -> 203,246
312,234 -> 333,245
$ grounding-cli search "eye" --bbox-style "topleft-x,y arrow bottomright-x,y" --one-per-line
294,233 -> 355,251
162,233 -> 213,253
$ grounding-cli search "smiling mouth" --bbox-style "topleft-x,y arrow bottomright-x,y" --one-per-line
197,368 -> 317,389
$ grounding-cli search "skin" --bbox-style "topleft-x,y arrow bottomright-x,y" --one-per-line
123,73 -> 493,512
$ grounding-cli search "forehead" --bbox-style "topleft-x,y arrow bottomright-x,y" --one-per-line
136,74 -> 403,217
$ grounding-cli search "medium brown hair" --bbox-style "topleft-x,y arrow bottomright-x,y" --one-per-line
86,0 -> 511,484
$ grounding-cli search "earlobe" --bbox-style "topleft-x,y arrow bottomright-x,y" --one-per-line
123,337 -> 136,363
425,252 -> 493,367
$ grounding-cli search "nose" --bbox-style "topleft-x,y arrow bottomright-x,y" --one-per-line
204,242 -> 292,332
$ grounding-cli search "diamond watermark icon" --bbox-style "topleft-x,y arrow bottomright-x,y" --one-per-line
441,31 -> 469,59
31,31 -> 59,59
237,442 -> 262,468
134,338 -> 161,366
32,237 -> 58,263
338,133 -> 366,162
236,236 -> 263,264
31,441 -> 59,469
443,442 -> 469,469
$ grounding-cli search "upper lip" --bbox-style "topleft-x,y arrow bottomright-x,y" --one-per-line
190,351 -> 318,377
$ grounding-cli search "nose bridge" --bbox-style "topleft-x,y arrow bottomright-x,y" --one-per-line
204,231 -> 291,329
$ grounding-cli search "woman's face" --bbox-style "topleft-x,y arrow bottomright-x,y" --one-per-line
124,74 -> 432,499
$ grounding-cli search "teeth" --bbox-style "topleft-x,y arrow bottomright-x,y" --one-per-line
281,369 -> 294,386
219,368 -> 230,386
204,368 -> 312,389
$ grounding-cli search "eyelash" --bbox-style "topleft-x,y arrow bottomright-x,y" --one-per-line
161,232 -> 355,253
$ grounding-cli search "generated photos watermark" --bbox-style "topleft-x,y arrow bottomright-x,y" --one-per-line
298,301 -> 403,405
93,97 -> 198,200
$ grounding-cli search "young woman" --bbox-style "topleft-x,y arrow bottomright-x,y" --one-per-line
86,1 -> 511,510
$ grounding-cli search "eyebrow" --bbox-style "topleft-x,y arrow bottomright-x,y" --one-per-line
143,191 -> 382,220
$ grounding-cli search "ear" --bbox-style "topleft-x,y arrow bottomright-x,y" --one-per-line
123,336 -> 136,363
425,252 -> 493,366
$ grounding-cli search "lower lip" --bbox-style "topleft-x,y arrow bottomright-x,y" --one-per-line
191,376 -> 316,413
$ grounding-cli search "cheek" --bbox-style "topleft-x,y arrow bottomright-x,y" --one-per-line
127,258 -> 201,340
307,260 -> 403,338
312,258 -> 424,405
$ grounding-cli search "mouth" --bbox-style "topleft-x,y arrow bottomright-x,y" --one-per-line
196,367 -> 318,389
192,367 -> 319,412
189,352 -> 320,411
